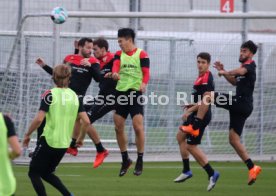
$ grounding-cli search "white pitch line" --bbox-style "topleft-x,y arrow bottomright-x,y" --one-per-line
14,172 -> 81,177
56,165 -> 276,170
14,163 -> 276,170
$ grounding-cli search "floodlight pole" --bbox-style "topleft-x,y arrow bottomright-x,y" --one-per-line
129,0 -> 138,30
17,0 -> 24,28
189,0 -> 194,32
242,0 -> 248,43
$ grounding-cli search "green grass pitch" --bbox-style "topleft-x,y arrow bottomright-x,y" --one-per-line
14,162 -> 275,196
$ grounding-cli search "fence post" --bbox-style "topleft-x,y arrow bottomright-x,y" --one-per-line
168,39 -> 176,146
143,39 -> 149,152
257,43 -> 264,155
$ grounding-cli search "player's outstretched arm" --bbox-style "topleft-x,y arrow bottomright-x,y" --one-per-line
35,57 -> 53,75
214,61 -> 237,86
23,111 -> 46,147
226,67 -> 248,76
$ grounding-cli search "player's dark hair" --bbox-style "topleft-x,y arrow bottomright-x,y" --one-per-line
241,40 -> 258,55
53,64 -> 71,88
93,38 -> 109,51
118,28 -> 135,42
78,37 -> 93,47
197,52 -> 211,63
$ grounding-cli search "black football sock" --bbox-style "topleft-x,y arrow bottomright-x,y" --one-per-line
95,142 -> 105,153
137,152 -> 144,162
121,151 -> 129,163
203,163 -> 215,178
182,159 -> 190,173
245,158 -> 254,170
69,138 -> 77,148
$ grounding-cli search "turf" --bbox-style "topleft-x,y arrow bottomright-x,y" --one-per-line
14,161 -> 275,196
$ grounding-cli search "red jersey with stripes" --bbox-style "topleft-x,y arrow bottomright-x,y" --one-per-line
42,54 -> 101,96
63,54 -> 101,96
192,70 -> 214,103
112,48 -> 150,85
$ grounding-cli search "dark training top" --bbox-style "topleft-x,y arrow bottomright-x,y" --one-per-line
96,52 -> 117,95
42,54 -> 101,96
192,70 -> 214,102
74,49 -> 117,95
235,60 -> 256,102
192,70 -> 215,116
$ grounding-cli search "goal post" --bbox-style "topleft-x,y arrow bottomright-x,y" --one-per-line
1,11 -> 276,162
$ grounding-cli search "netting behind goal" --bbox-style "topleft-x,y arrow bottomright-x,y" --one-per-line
1,11 -> 276,162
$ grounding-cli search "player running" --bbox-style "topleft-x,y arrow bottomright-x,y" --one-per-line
23,64 -> 90,196
176,52 -> 220,191
35,37 -> 108,167
0,113 -> 21,196
105,28 -> 150,176
182,40 -> 261,185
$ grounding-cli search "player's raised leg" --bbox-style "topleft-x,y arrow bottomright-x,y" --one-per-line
212,40 -> 262,185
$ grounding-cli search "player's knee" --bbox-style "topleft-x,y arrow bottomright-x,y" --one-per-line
28,169 -> 40,179
41,172 -> 53,181
114,126 -> 124,134
133,118 -> 144,132
202,92 -> 212,104
114,117 -> 125,130
133,123 -> 143,133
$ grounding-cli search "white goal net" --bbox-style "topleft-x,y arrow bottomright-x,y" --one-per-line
1,7 -> 276,162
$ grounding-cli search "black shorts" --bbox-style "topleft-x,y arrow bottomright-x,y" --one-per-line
29,137 -> 67,176
214,92 -> 253,136
84,93 -> 116,123
115,90 -> 144,119
183,111 -> 211,145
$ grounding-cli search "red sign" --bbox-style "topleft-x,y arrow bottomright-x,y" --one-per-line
220,0 -> 234,13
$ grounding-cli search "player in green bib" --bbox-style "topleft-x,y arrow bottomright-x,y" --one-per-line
105,28 -> 150,176
0,113 -> 21,196
23,64 -> 90,196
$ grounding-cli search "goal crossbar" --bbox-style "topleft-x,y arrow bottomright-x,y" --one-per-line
21,11 -> 276,20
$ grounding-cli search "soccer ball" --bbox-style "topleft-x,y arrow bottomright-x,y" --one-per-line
51,7 -> 68,24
